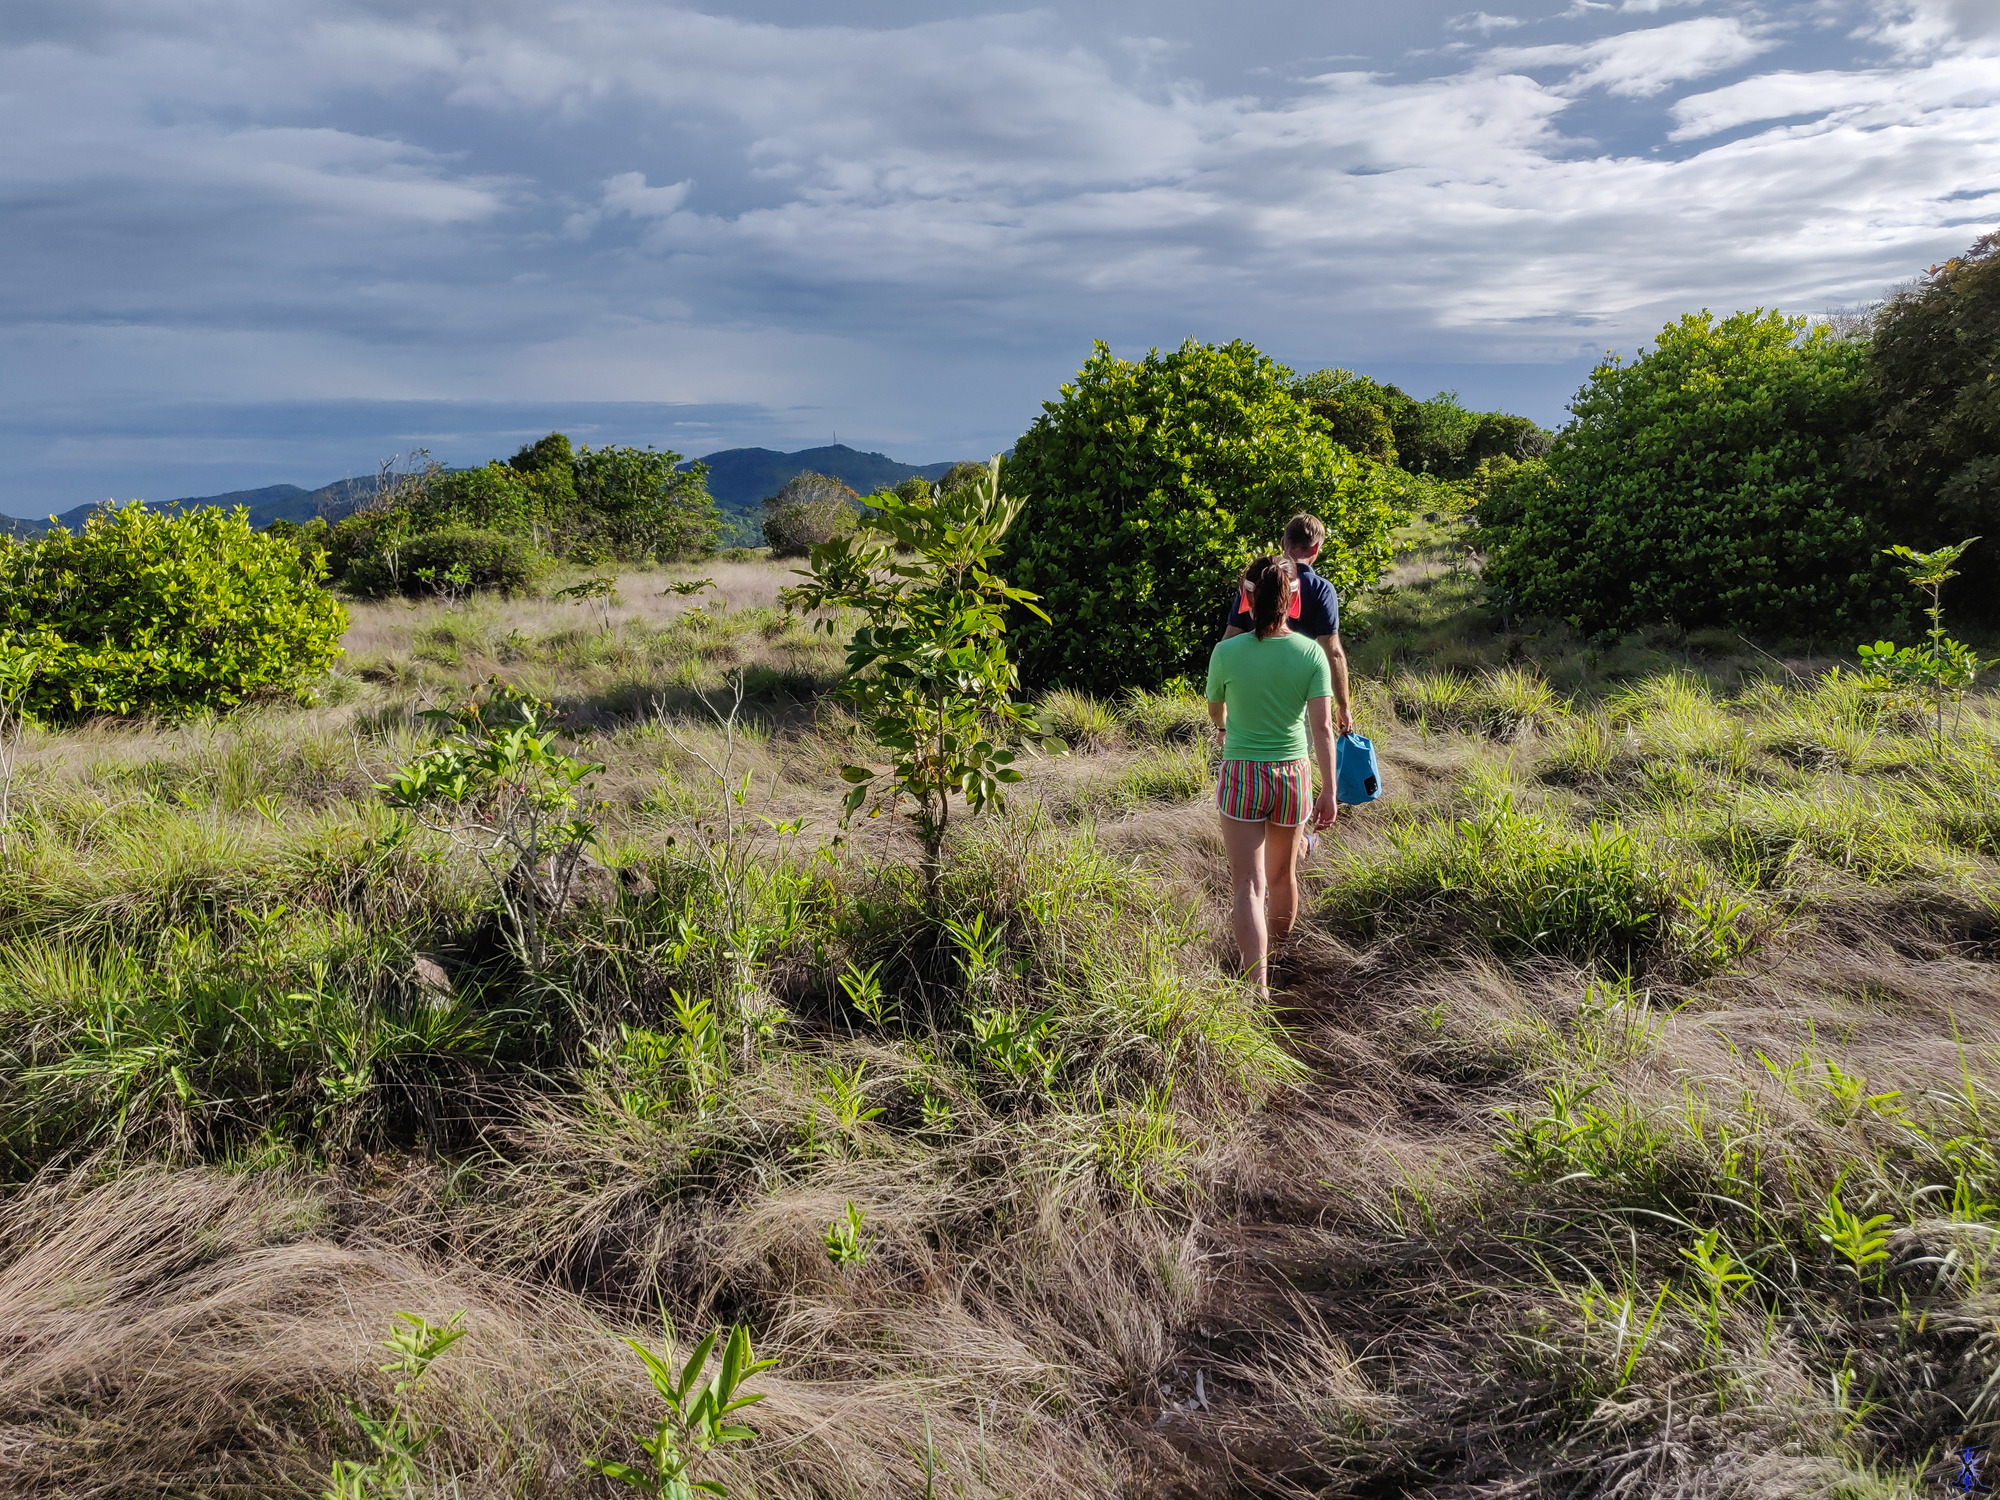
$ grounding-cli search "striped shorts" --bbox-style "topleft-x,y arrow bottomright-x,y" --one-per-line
1216,758 -> 1310,826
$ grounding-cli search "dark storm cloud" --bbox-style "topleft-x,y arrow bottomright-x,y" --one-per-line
2,0 -> 1996,509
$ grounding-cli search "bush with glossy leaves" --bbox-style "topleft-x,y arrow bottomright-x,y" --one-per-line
1479,310 -> 1880,638
0,502 -> 347,719
1002,339 -> 1407,694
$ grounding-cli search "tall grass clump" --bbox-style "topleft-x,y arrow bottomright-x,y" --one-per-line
1038,688 -> 1121,751
1117,683 -> 1211,745
1323,790 -> 1755,972
1389,667 -> 1565,739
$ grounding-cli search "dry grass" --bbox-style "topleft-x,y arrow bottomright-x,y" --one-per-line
0,547 -> 1994,1498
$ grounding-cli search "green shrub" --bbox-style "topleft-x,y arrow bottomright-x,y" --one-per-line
1002,339 -> 1407,693
1857,230 -> 2000,619
567,443 -> 722,563
1479,310 -> 1880,638
262,516 -> 331,570
328,434 -> 722,577
1292,369 -> 1549,477
338,526 -> 549,599
760,472 -> 858,557
0,503 -> 347,719
407,461 -> 539,536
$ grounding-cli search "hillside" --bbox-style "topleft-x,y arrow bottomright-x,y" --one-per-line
0,474 -> 384,537
689,444 -> 962,526
3,444 -> 962,539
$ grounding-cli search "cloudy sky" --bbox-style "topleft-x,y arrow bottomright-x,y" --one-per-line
3,0 -> 1997,513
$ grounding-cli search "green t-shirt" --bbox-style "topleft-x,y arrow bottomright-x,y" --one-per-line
1204,631 -> 1332,761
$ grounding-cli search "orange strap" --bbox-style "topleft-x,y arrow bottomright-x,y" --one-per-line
1238,583 -> 1302,620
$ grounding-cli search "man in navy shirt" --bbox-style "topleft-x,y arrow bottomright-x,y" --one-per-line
1222,513 -> 1353,735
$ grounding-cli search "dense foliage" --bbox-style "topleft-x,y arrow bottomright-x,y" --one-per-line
340,526 -> 551,600
1292,368 -> 1547,476
1002,339 -> 1406,693
1479,310 -> 1878,637
0,502 -> 346,717
325,433 -> 720,595
565,441 -> 722,563
1858,230 -> 2000,618
760,471 -> 858,557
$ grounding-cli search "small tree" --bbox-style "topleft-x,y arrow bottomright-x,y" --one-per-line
569,444 -> 722,563
1857,537 -> 1984,749
377,681 -> 605,972
785,457 -> 1044,896
324,1312 -> 467,1500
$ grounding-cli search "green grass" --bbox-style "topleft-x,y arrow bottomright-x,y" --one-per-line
0,537 -> 1996,1499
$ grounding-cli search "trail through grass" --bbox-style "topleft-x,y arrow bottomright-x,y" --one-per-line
0,544 -> 1995,1497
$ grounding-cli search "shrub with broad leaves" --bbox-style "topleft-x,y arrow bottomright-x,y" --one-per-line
0,502 -> 347,719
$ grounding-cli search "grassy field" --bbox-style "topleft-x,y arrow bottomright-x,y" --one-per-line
2,537 -> 1997,1498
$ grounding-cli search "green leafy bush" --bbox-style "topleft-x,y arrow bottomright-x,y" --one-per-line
1003,339 -> 1407,694
406,461 -> 540,537
0,503 -> 347,718
1479,310 -> 1879,637
339,525 -> 550,599
760,471 -> 858,557
1293,369 -> 1548,476
262,516 -> 331,569
327,434 -> 722,585
1857,229 -> 2000,618
567,442 -> 722,563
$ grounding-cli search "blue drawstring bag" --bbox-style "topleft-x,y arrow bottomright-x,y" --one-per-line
1336,732 -> 1382,805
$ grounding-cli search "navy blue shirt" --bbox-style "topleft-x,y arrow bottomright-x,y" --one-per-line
1226,561 -> 1340,639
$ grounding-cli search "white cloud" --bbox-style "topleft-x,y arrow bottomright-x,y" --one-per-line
1857,0 -> 2000,58
1,0 -> 1998,497
1448,13 -> 1529,35
600,172 -> 692,220
1487,16 -> 1775,97
1669,46 -> 2000,138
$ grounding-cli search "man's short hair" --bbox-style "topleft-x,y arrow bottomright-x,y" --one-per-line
1283,514 -> 1326,553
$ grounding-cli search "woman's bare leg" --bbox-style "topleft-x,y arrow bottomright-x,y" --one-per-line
1263,818 -> 1304,953
1220,813 -> 1274,992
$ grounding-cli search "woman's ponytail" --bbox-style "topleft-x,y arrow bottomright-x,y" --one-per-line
1243,554 -> 1297,639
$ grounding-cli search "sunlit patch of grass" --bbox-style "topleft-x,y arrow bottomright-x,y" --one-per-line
1389,667 -> 1567,739
1118,684 -> 1210,745
1323,790 -> 1756,974
1038,689 -> 1121,751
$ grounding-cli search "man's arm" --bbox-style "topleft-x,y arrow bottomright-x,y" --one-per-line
1222,625 -> 1245,640
1306,694 -> 1339,828
1317,634 -> 1354,735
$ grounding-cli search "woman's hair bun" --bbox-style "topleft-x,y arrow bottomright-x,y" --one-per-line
1243,554 -> 1296,639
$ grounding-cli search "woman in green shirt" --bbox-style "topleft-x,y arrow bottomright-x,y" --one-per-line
1205,555 -> 1339,994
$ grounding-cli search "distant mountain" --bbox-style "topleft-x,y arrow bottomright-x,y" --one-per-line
3,444 -> 965,541
688,445 -> 963,530
1,475 -> 381,538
